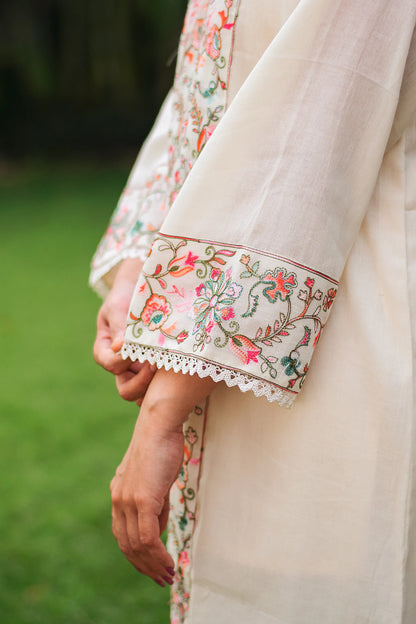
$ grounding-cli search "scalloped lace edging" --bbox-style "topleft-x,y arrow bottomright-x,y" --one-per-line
122,342 -> 295,408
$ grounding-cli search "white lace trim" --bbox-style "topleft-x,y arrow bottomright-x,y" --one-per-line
122,341 -> 295,408
89,248 -> 150,298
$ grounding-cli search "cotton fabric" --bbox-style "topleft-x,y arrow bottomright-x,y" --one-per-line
90,0 -> 416,622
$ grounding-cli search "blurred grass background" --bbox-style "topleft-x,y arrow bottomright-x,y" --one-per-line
0,165 -> 170,623
0,0 -> 188,621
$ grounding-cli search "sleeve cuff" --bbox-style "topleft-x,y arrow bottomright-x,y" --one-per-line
122,234 -> 338,407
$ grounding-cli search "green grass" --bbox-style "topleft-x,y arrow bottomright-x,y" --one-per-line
0,163 -> 170,623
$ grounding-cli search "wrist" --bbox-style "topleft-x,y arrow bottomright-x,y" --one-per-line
109,257 -> 144,291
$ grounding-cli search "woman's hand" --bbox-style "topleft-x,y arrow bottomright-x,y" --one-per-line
93,258 -> 156,404
110,368 -> 216,586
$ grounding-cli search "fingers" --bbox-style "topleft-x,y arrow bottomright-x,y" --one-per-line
115,362 -> 156,402
93,307 -> 130,375
111,481 -> 175,586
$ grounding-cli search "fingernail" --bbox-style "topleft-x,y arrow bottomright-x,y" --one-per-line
163,576 -> 174,586
165,567 -> 175,576
155,579 -> 165,588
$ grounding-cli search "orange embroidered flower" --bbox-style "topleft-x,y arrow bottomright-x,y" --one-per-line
261,268 -> 297,302
206,24 -> 221,60
140,294 -> 171,330
229,335 -> 261,365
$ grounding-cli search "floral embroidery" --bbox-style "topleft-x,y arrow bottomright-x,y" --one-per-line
168,404 -> 206,624
168,0 -> 241,202
90,0 -> 241,292
139,294 -> 172,330
123,234 -> 338,399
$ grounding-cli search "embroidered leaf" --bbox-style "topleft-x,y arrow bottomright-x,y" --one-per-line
242,292 -> 259,317
252,261 -> 260,273
314,318 -> 321,333
261,362 -> 268,374
269,368 -> 277,379
272,336 -> 282,343
274,320 -> 279,332
280,313 -> 286,324
262,340 -> 273,346
129,312 -> 139,321
154,264 -> 162,276
265,325 -> 271,337
216,249 -> 235,256
158,278 -> 167,289
240,270 -> 252,279
313,306 -> 322,316
279,331 -> 289,336
286,323 -> 296,330
255,327 -> 263,339
296,326 -> 311,349
268,356 -> 278,363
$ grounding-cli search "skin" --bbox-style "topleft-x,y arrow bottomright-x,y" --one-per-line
93,257 -> 156,406
93,258 -> 215,586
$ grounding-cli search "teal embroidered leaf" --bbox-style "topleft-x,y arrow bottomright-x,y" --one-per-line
240,270 -> 252,279
242,292 -> 259,317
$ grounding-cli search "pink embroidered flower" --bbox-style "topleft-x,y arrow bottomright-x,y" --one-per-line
206,24 -> 221,60
140,294 -> 172,330
305,277 -> 315,289
240,254 -> 250,265
192,269 -> 242,336
220,307 -> 235,320
177,330 -> 188,344
210,268 -> 221,281
185,251 -> 199,267
178,550 -> 190,569
195,283 -> 205,297
226,283 -> 243,298
261,268 -> 297,302
229,335 -> 261,365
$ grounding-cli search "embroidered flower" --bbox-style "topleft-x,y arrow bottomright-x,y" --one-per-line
261,268 -> 297,302
206,24 -> 221,60
220,307 -> 235,320
192,269 -> 241,335
178,549 -> 190,570
323,287 -> 337,311
177,331 -> 189,344
140,294 -> 172,330
185,251 -> 199,267
210,268 -> 221,281
229,334 -> 261,365
240,254 -> 250,265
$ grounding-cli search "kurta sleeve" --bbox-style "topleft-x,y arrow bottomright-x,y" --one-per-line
89,90 -> 176,297
121,0 -> 416,407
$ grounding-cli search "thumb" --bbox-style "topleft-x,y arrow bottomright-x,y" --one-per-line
111,333 -> 125,354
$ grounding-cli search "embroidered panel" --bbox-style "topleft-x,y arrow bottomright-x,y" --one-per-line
90,0 -> 241,286
122,234 -> 338,404
168,402 -> 206,624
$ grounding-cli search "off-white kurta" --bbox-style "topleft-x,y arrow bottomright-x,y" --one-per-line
91,1 -> 416,622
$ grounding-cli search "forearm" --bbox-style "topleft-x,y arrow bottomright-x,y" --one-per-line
138,368 -> 216,434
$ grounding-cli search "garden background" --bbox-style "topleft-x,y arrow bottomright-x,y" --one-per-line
0,1 -> 187,622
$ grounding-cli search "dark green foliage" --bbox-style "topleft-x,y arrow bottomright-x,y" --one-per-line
0,1 -> 187,158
